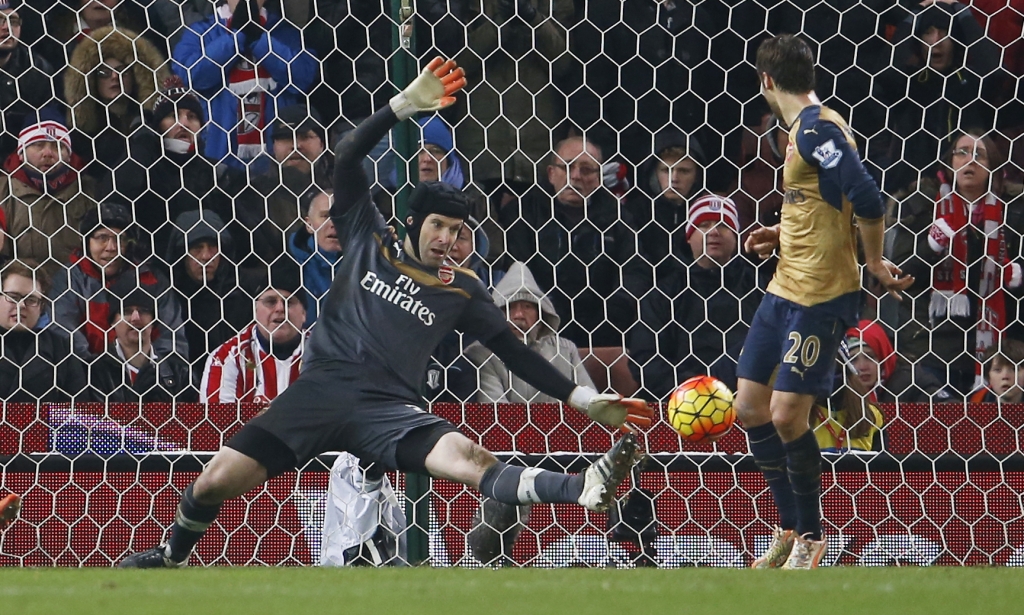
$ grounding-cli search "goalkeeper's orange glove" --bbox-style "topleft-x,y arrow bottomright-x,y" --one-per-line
389,57 -> 467,121
569,386 -> 654,430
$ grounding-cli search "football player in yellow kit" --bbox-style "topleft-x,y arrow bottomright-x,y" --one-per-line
737,35 -> 913,569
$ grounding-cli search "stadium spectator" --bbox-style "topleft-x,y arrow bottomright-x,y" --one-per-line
111,75 -> 241,258
466,261 -> 595,404
500,136 -> 646,348
49,201 -> 187,361
628,195 -> 761,397
445,215 -> 503,289
877,0 -> 1000,191
887,130 -> 1022,394
166,210 -> 258,380
845,320 -> 948,404
171,0 -> 317,169
811,361 -> 885,453
0,1 -> 60,161
89,268 -> 195,403
626,127 -> 707,282
464,260 -> 595,565
287,186 -> 341,327
64,25 -> 171,183
238,104 -> 330,266
370,115 -> 495,253
454,0 -> 575,189
0,110 -> 95,275
421,215 -> 504,405
0,261 -> 89,403
200,263 -> 307,404
969,339 -> 1024,403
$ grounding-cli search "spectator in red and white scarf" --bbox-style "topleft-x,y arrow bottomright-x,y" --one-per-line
171,0 -> 317,170
200,262 -> 308,404
924,130 -> 1023,393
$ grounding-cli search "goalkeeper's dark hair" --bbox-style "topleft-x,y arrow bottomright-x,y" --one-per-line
755,34 -> 816,94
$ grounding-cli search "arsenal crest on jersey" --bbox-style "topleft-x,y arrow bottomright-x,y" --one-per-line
438,265 -> 455,285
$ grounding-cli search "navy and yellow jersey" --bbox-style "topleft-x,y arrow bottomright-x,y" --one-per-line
769,105 -> 884,307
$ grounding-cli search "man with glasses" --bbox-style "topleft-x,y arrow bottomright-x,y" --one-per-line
500,135 -> 647,348
0,261 -> 88,403
200,263 -> 307,405
0,1 -> 60,161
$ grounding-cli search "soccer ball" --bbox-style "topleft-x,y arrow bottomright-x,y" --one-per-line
666,376 -> 736,443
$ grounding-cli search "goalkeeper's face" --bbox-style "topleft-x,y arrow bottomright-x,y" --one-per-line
411,213 -> 464,268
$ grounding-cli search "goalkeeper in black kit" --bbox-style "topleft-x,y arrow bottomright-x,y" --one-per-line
120,58 -> 653,568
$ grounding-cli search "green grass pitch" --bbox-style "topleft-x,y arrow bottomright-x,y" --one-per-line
1,567 -> 1020,615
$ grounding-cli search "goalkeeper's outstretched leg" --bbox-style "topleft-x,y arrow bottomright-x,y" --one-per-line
426,431 -> 643,515
119,448 -> 268,568
119,431 -> 643,568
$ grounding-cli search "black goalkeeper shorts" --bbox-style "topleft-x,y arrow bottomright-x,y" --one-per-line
225,361 -> 460,478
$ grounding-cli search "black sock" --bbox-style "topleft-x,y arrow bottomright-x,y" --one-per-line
785,430 -> 823,540
747,422 -> 798,531
479,463 -> 584,505
166,484 -> 222,562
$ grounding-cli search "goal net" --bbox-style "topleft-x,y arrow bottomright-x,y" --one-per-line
1,0 -> 1024,567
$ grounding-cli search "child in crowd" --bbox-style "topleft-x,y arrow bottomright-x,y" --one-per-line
969,340 -> 1024,404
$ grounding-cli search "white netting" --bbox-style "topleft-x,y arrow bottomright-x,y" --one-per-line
1,0 -> 1024,567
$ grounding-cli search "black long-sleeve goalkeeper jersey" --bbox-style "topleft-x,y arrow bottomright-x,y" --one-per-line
305,105 -> 577,404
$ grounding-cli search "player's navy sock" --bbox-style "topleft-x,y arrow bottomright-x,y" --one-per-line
785,429 -> 823,540
479,462 -> 584,505
747,422 -> 798,531
165,483 -> 222,562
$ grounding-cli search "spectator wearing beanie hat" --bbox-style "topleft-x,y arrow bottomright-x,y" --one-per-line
236,103 -> 330,269
111,75 -> 241,258
0,108 -> 96,276
629,195 -> 762,397
88,268 -> 196,403
375,115 -> 494,256
166,209 -> 257,379
626,127 -> 708,285
48,200 -> 188,361
149,75 -> 206,155
845,319 -> 948,404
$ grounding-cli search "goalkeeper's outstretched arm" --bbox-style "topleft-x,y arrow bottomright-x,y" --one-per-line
331,58 -> 466,222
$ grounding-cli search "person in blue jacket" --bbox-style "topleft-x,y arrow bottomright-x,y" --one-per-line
171,0 -> 316,169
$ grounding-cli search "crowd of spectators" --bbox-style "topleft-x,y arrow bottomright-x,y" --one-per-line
2,0 -> 1024,427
